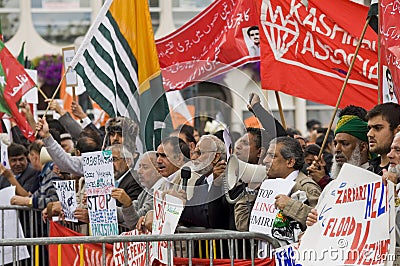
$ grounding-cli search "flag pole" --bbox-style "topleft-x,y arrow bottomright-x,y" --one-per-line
317,17 -> 371,159
274,91 -> 287,130
37,87 -> 49,100
34,66 -> 70,137
377,0 -> 381,104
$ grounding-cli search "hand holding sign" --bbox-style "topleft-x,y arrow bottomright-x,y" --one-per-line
305,208 -> 318,227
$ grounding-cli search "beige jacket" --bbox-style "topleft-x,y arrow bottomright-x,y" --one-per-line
235,171 -> 321,231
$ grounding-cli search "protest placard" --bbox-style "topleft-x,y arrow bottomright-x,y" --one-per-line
1,141 -> 9,169
82,150 -> 118,236
152,190 -> 184,265
0,186 -> 29,264
249,178 -> 295,236
53,180 -> 77,222
298,163 -> 394,266
113,229 -> 153,266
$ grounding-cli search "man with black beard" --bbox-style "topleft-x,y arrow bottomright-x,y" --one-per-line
366,103 -> 400,175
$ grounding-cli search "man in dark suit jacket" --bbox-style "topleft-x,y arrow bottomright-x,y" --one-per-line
0,143 -> 39,193
108,144 -> 142,207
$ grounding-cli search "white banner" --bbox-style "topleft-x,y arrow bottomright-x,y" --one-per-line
113,229 -> 153,266
298,163 -> 394,266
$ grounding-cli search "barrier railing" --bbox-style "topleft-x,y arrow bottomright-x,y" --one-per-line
0,231 -> 279,266
0,205 -> 281,265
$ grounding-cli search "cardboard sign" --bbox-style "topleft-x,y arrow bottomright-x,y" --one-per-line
298,164 -> 394,266
249,178 -> 295,236
62,46 -> 78,87
0,187 -> 29,264
152,190 -> 184,264
83,150 -> 118,236
53,180 -> 77,222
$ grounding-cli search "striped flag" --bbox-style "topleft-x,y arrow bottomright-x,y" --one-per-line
69,0 -> 171,151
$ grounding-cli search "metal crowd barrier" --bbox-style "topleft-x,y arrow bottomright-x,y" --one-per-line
0,205 -> 48,266
0,231 -> 279,266
0,205 -> 281,265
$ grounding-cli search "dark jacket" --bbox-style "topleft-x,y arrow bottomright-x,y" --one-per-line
0,163 -> 40,193
116,170 -> 142,207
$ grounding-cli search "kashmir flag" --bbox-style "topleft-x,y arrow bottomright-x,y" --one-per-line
258,0 -> 378,109
0,41 -> 36,141
68,0 -> 172,151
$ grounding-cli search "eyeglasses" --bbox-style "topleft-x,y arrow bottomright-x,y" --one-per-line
112,157 -> 125,162
191,150 -> 217,156
249,33 -> 259,37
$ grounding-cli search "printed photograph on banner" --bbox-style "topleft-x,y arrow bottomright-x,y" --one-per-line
382,65 -> 398,103
243,25 -> 260,57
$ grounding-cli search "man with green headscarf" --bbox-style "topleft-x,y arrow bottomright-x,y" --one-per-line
308,106 -> 370,184
330,114 -> 370,178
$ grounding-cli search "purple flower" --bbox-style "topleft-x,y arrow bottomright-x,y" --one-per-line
34,54 -> 63,87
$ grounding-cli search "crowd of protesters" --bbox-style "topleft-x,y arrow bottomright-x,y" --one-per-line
1,92 -> 400,255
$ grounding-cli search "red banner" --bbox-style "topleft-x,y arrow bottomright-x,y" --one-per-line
156,0 -> 260,91
50,222 -> 276,266
49,221 -> 115,266
0,41 -> 36,141
258,0 -> 378,109
380,0 -> 400,103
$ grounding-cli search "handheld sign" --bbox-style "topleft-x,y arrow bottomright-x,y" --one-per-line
83,150 -> 118,236
152,190 -> 184,265
249,178 -> 295,236
53,180 -> 78,222
298,164 -> 394,266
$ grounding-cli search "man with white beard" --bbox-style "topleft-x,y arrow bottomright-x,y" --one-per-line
178,135 -> 227,228
382,132 -> 400,246
307,114 -> 371,226
307,114 -> 370,187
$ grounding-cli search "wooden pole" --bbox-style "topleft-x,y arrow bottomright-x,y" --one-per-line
72,86 -> 76,102
34,66 -> 71,137
377,0 -> 381,104
274,91 -> 287,130
317,17 -> 371,159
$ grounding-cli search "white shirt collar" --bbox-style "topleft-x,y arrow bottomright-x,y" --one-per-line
151,178 -> 165,191
206,173 -> 214,191
167,171 -> 178,182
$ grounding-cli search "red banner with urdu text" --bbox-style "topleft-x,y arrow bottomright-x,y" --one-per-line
0,41 -> 36,141
258,0 -> 378,109
156,0 -> 260,91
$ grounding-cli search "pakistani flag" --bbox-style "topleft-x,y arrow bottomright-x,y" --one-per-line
69,0 -> 171,151
0,41 -> 36,141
